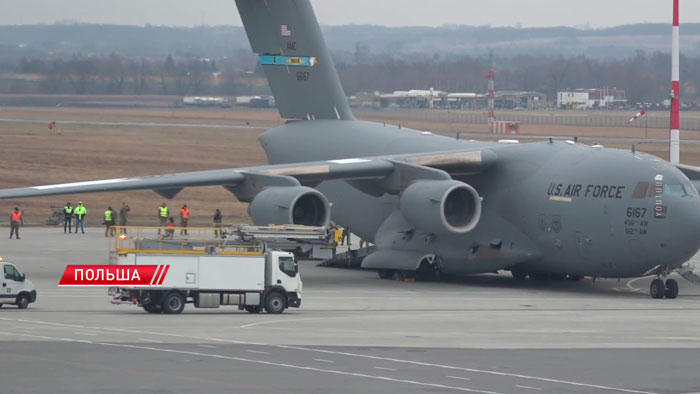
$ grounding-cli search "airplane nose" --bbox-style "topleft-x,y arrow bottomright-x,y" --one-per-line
671,198 -> 700,263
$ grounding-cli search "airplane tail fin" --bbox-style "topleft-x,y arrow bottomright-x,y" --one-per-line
235,0 -> 355,120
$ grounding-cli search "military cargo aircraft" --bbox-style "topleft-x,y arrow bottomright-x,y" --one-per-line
2,0 -> 700,298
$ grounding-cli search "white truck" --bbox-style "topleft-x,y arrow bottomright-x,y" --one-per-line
1,258 -> 37,309
107,224 -> 342,314
110,249 -> 301,314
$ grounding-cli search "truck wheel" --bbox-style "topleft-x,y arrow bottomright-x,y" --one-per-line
378,269 -> 395,280
264,292 -> 286,314
142,304 -> 162,314
161,292 -> 185,314
16,294 -> 29,309
245,305 -> 261,314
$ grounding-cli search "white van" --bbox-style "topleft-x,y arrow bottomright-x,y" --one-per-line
1,259 -> 37,309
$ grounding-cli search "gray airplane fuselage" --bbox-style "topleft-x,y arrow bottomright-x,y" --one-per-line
261,120 -> 700,278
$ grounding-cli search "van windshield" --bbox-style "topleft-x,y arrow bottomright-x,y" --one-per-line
279,256 -> 297,277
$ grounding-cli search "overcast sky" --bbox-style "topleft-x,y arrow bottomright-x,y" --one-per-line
2,0 -> 699,28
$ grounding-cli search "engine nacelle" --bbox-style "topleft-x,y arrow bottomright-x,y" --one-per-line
400,180 -> 481,234
249,186 -> 330,227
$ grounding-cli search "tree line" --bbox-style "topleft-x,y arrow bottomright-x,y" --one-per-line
4,50 -> 699,104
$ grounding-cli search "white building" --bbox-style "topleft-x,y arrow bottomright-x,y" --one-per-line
557,90 -> 589,109
557,88 -> 627,109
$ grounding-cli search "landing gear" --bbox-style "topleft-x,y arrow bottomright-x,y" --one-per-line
415,261 -> 437,282
664,279 -> 679,299
650,279 -> 665,299
649,276 -> 680,299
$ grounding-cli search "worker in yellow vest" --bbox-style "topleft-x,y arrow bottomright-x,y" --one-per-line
74,201 -> 87,234
104,206 -> 116,237
63,202 -> 73,233
157,202 -> 169,235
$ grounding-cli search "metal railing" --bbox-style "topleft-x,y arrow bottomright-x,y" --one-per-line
110,226 -> 264,256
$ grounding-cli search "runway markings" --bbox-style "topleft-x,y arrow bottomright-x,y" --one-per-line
74,332 -> 97,336
246,350 -> 270,355
313,359 -> 335,363
0,331 -> 505,394
198,345 -> 217,349
448,376 -> 472,381
614,276 -> 652,294
516,385 -> 543,390
374,366 -> 397,371
275,345 -> 661,394
239,316 -> 351,329
0,317 -> 661,394
138,338 -> 162,343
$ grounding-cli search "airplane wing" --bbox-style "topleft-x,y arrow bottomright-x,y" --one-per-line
0,148 -> 496,201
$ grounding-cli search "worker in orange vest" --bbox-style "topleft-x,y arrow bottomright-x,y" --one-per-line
9,207 -> 23,239
179,204 -> 190,235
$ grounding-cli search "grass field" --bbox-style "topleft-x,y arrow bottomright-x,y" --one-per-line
1,102 -> 699,226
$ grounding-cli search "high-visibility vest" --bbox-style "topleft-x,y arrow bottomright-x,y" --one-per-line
159,206 -> 169,217
180,208 -> 189,219
64,206 -> 73,214
11,211 -> 21,223
74,206 -> 86,218
104,210 -> 113,221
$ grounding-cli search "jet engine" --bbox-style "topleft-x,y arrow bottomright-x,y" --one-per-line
400,180 -> 481,234
249,186 -> 330,227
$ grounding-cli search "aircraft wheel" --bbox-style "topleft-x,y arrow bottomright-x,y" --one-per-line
650,279 -> 665,299
664,279 -> 679,299
415,262 -> 437,282
377,269 -> 396,280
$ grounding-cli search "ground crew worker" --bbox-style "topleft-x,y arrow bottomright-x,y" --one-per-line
9,207 -> 23,239
119,202 -> 130,234
157,202 -> 169,235
340,226 -> 349,246
164,217 -> 175,239
179,204 -> 190,235
104,206 -> 116,237
74,201 -> 87,234
333,226 -> 343,244
63,202 -> 73,233
213,209 -> 222,237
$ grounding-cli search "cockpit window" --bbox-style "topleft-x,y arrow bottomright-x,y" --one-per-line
664,183 -> 695,197
664,184 -> 685,196
683,181 -> 698,196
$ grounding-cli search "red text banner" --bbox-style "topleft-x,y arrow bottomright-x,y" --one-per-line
58,265 -> 170,286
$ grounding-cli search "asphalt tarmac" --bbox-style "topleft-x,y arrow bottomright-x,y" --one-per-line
1,228 -> 700,394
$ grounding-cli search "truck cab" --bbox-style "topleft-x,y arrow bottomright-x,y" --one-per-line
0,259 -> 37,309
